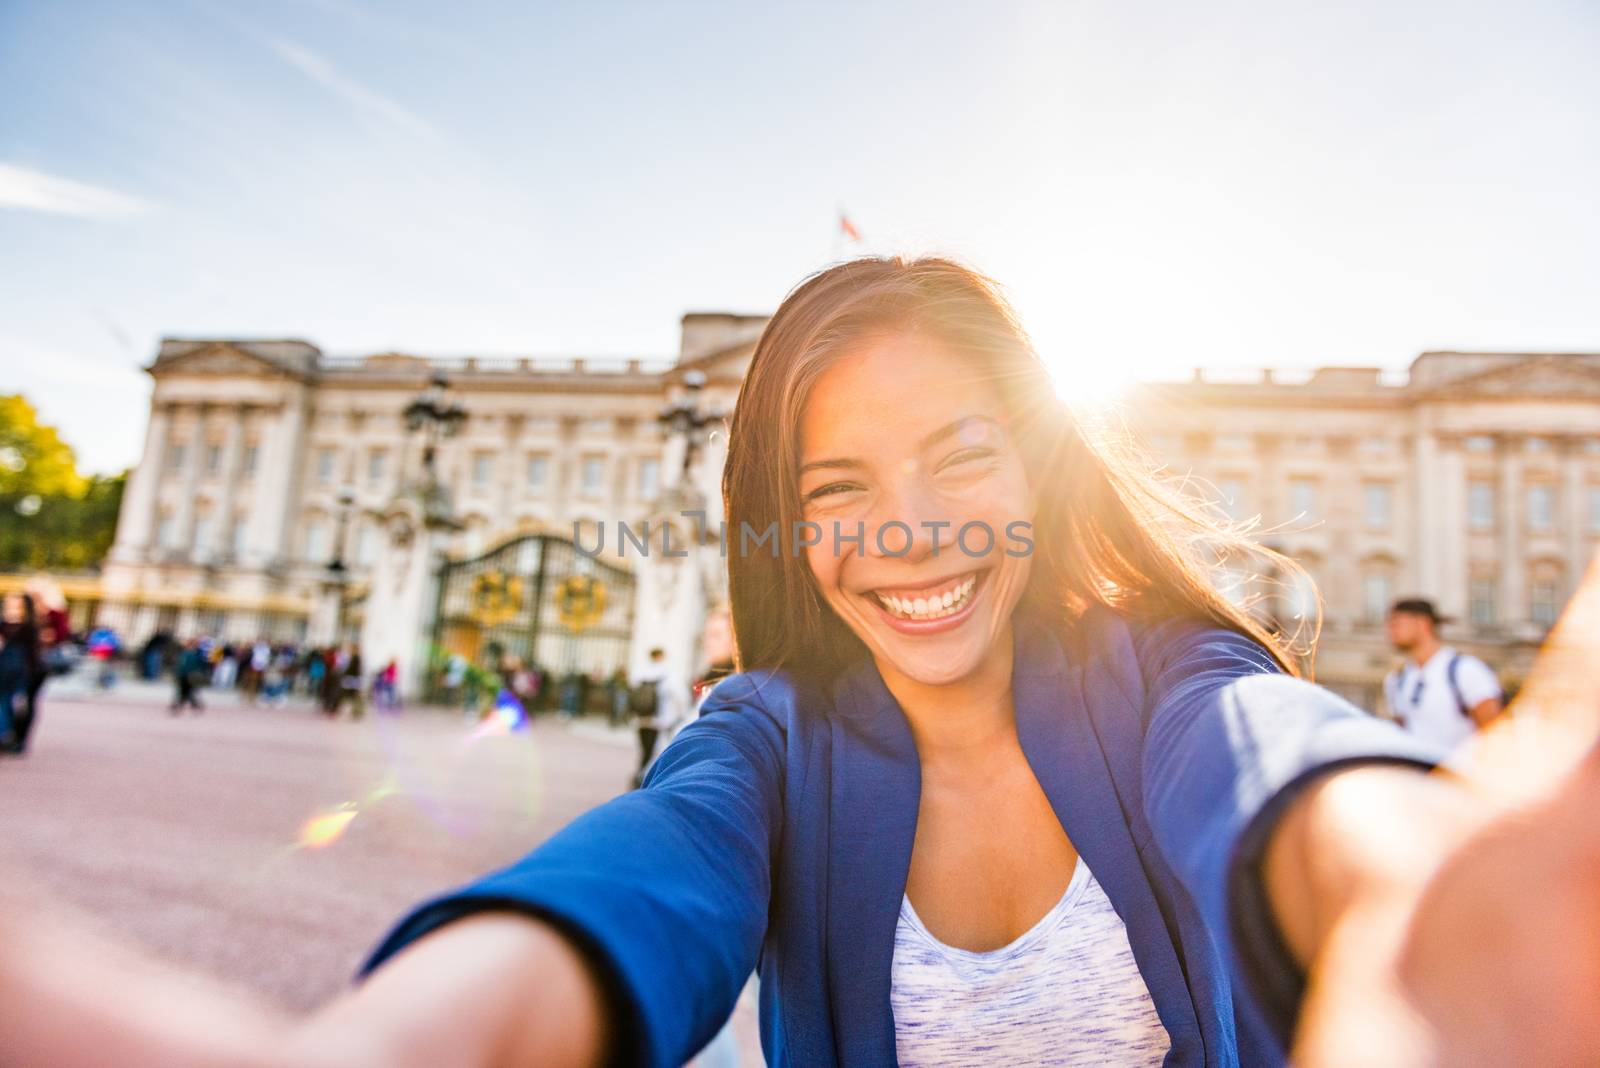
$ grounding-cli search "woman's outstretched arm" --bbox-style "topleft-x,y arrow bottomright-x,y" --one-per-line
1,670 -> 790,1068
0,907 -> 607,1068
1138,553 -> 1600,1064
1264,558 -> 1600,1067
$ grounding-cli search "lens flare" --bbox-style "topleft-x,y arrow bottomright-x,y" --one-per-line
298,806 -> 357,849
465,689 -> 530,744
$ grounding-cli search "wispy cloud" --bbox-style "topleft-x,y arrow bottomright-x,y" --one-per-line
264,34 -> 437,139
0,163 -> 152,218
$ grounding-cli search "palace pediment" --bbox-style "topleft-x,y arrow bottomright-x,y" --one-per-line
1418,354 -> 1600,400
149,340 -> 315,380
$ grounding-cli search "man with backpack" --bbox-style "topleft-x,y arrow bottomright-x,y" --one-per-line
1383,597 -> 1505,751
628,647 -> 687,789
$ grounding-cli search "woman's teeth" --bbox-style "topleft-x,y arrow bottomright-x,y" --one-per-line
873,574 -> 978,621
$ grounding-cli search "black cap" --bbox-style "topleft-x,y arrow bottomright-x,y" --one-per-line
1389,598 -> 1453,624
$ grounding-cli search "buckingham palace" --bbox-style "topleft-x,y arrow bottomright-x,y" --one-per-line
93,313 -> 1600,706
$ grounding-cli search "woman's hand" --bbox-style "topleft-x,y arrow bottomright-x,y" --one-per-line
1283,552 -> 1600,1066
1289,751 -> 1600,1067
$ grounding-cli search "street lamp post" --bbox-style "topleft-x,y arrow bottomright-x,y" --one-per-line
324,488 -> 356,643
632,370 -> 726,683
403,372 -> 468,531
359,373 -> 469,701
657,369 -> 720,482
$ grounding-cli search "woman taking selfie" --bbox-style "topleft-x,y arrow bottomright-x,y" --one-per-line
4,257 -> 1599,1067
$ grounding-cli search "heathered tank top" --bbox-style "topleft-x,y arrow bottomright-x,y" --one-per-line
890,857 -> 1170,1066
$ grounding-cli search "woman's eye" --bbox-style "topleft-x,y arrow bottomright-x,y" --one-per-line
802,481 -> 859,503
937,447 -> 995,472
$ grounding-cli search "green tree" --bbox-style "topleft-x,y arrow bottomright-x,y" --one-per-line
0,395 -> 124,570
0,394 -> 87,498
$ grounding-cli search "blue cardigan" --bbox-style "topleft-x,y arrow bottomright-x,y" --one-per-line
362,608 -> 1440,1066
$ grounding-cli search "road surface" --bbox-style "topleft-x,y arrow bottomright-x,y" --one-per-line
1,688 -> 760,1063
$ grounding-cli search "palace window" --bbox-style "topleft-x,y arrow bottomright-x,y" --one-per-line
204,443 -> 223,477
367,449 -> 388,486
193,512 -> 215,554
1363,482 -> 1392,529
315,447 -> 336,485
1531,578 -> 1561,628
471,452 -> 494,491
1363,571 -> 1391,625
241,444 -> 259,479
156,512 -> 177,549
526,454 -> 549,495
1289,478 -> 1318,521
1216,477 -> 1246,521
230,515 -> 249,557
1527,485 -> 1555,532
1468,481 -> 1495,530
304,518 -> 329,563
166,442 -> 188,475
1469,579 -> 1497,628
580,455 -> 605,497
1463,435 -> 1495,453
355,523 -> 376,567
637,457 -> 661,501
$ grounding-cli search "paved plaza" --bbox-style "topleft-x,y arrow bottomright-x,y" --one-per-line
1,681 -> 760,1063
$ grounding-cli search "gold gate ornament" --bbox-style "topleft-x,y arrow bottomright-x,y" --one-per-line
471,569 -> 525,627
555,574 -> 607,633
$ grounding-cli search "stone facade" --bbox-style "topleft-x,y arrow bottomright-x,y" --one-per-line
1121,353 -> 1600,706
101,325 -> 1600,709
98,315 -> 766,653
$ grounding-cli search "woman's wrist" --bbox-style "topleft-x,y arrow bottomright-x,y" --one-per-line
1263,764 -> 1482,968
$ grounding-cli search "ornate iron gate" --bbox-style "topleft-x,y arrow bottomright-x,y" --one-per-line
428,533 -> 636,704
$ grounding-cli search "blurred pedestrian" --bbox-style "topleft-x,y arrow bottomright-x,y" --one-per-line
212,642 -> 238,689
334,646 -> 365,720
628,646 -> 688,788
0,592 -> 41,754
606,667 -> 629,727
22,579 -> 68,753
306,647 -> 327,700
169,638 -> 206,715
373,658 -> 399,712
1384,597 -> 1505,750
86,625 -> 119,689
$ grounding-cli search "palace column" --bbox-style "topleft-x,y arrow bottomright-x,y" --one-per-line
170,403 -> 204,556
109,400 -> 174,564
210,405 -> 247,563
246,394 -> 308,568
1497,434 -> 1524,629
1559,436 -> 1586,599
1434,434 -> 1469,620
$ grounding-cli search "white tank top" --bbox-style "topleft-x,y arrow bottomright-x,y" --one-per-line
890,858 -> 1170,1066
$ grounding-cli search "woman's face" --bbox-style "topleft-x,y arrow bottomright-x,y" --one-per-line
798,330 -> 1035,688
1,594 -> 23,625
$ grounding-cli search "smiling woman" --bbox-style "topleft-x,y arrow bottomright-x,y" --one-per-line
5,258 -> 1600,1068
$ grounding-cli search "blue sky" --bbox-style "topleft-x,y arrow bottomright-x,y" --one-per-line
4,0 -> 1598,474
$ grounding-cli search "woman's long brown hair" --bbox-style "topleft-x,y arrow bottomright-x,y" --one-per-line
721,256 -> 1311,685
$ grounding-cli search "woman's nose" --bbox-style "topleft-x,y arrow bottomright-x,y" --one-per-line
860,476 -> 951,562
